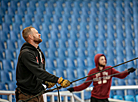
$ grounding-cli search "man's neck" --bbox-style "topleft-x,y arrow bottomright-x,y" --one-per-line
98,66 -> 104,70
28,41 -> 38,48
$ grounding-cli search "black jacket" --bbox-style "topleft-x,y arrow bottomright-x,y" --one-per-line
16,42 -> 59,94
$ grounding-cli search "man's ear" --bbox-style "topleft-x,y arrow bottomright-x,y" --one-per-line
28,34 -> 33,40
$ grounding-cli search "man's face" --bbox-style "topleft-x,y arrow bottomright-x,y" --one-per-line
31,28 -> 42,44
99,56 -> 106,67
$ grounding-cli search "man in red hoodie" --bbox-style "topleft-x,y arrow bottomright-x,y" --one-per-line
67,54 -> 136,102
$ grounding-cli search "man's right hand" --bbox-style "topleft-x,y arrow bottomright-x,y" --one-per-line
58,77 -> 71,88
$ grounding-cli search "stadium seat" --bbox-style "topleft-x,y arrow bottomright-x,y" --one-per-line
0,31 -> 8,41
67,48 -> 77,58
14,14 -> 22,25
12,23 -> 20,33
7,7 -> 15,17
124,95 -> 135,102
2,23 -> 10,33
113,95 -> 123,100
48,39 -> 57,49
50,30 -> 59,41
87,47 -> 95,58
69,30 -> 78,41
77,48 -> 87,58
87,57 -> 95,68
4,14 -> 12,25
17,39 -> 25,49
2,59 -> 13,71
17,7 -> 25,17
77,57 -> 87,69
56,58 -> 66,70
67,58 -> 77,69
58,39 -> 67,49
136,95 -> 138,102
34,15 -> 43,25
56,69 -> 65,79
68,39 -> 77,49
78,39 -> 87,48
0,7 -> 5,16
66,68 -> 76,82
57,48 -> 67,59
7,40 -> 17,50
32,23 -> 40,33
5,49 -> 16,60
47,48 -> 57,58
46,58 -> 56,70
60,30 -> 68,41
41,30 -> 49,42
0,70 -> 11,82
24,14 -> 32,25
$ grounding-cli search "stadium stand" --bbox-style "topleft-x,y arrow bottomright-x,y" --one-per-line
0,0 -> 138,101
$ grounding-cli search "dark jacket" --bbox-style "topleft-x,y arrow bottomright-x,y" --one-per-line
16,42 -> 59,95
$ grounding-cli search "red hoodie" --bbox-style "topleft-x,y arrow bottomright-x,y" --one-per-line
73,54 -> 129,99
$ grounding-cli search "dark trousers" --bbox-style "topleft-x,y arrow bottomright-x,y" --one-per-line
15,88 -> 44,102
91,97 -> 109,102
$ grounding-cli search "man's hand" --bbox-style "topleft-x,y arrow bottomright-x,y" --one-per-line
45,81 -> 56,88
128,67 -> 136,74
67,87 -> 74,92
58,77 -> 71,88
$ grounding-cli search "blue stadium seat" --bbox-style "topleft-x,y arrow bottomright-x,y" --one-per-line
27,7 -> 35,17
46,58 -> 56,70
58,39 -> 67,49
136,95 -> 138,102
45,7 -> 53,18
56,58 -> 66,70
41,30 -> 49,42
47,48 -> 57,58
77,57 -> 87,69
17,7 -> 25,17
38,1 -> 45,12
116,90 -> 124,96
0,70 -> 11,82
54,11 -> 62,22
87,38 -> 96,48
1,0 -> 8,11
79,30 -> 87,40
68,39 -> 77,49
4,14 -> 12,25
0,31 -> 8,41
106,56 -> 115,67
19,0 -> 27,10
5,49 -> 16,60
78,39 -> 87,48
2,23 -> 10,33
7,40 -> 17,50
7,7 -> 16,17
10,0 -> 18,10
0,6 -> 6,17
0,40 -> 6,50
12,23 -> 20,33
57,48 -> 67,59
88,29 -> 97,40
50,30 -> 59,41
42,23 -> 50,33
106,45 -> 115,57
14,14 -> 22,25
29,1 -> 36,10
51,23 -> 60,33
124,95 -> 135,102
117,79 -> 126,86
62,15 -> 70,25
113,95 -> 123,100
61,23 -> 69,33
67,58 -> 77,69
17,39 -> 25,49
77,48 -> 87,58
69,30 -> 78,41
116,47 -> 125,57
24,14 -> 32,25
60,30 -> 68,41
48,39 -> 57,49
66,68 -> 76,82
32,23 -> 40,33
2,59 -> 13,71
87,57 -> 95,68
97,38 -> 106,48
34,14 -> 43,25
56,69 -> 65,79
67,48 -> 77,58
87,47 -> 95,58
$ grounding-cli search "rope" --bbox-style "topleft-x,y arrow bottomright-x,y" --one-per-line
70,57 -> 138,84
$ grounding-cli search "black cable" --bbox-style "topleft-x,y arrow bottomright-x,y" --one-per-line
70,57 -> 138,84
